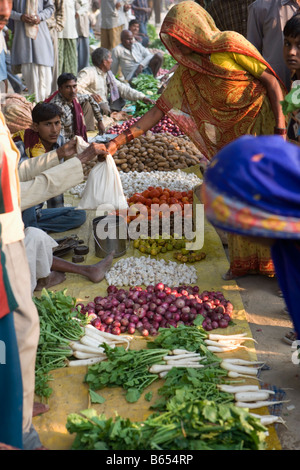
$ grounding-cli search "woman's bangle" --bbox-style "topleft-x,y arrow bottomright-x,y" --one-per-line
124,128 -> 135,143
274,127 -> 287,135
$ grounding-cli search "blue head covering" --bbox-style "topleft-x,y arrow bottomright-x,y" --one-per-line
202,135 -> 300,340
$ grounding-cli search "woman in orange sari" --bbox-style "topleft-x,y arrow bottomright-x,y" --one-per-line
106,1 -> 287,280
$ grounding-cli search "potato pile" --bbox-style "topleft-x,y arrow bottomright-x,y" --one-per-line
82,132 -> 202,178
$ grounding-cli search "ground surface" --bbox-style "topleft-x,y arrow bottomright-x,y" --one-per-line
234,274 -> 300,450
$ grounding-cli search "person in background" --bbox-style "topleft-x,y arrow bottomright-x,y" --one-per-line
131,0 -> 151,38
75,0 -> 90,72
47,0 -> 65,94
282,13 -> 300,144
46,72 -> 105,140
9,0 -> 55,102
111,29 -> 163,82
77,47 -> 154,118
128,18 -> 149,47
205,0 -> 255,37
57,0 -> 78,75
201,134 -> 300,346
247,0 -> 300,90
106,1 -> 287,282
100,0 -> 130,50
13,102 -> 86,232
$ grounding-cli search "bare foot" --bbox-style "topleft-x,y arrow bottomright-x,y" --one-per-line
35,271 -> 66,291
83,251 -> 115,283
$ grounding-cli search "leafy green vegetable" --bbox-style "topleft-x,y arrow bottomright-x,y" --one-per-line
66,400 -> 267,450
89,390 -> 106,404
33,289 -> 85,399
281,85 -> 300,115
84,344 -> 169,402
131,74 -> 160,116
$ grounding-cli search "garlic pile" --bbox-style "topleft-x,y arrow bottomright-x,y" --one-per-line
68,170 -> 202,199
105,256 -> 197,287
120,170 -> 202,197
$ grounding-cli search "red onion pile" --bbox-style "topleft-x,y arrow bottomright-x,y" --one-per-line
76,284 -> 233,337
107,116 -> 184,137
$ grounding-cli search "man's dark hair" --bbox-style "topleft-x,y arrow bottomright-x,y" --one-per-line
129,19 -> 140,28
91,47 -> 111,67
32,102 -> 63,124
284,13 -> 300,38
57,73 -> 77,87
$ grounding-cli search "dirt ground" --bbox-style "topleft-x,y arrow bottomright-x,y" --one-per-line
231,272 -> 300,450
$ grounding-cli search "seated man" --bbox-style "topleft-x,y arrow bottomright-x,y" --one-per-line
77,47 -> 154,116
46,72 -> 105,140
128,18 -> 149,47
13,102 -> 86,233
111,30 -> 163,83
18,137 -> 114,292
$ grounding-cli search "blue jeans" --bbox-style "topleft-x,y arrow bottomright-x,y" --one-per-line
0,312 -> 23,449
22,206 -> 86,233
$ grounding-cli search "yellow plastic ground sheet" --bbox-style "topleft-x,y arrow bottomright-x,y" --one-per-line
32,165 -> 281,450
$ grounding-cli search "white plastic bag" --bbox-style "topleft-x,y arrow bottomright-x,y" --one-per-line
77,153 -> 128,211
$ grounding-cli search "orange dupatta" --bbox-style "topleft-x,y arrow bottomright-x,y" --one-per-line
157,1 -> 286,161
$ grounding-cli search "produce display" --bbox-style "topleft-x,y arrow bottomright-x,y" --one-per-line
76,284 -> 234,336
132,235 -> 206,263
66,400 -> 267,450
106,115 -> 184,137
68,169 -> 202,197
111,132 -> 201,173
104,257 -> 197,288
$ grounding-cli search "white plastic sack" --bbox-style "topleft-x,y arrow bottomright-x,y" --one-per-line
77,153 -> 128,211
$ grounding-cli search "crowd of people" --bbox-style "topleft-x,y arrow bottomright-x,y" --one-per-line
1,0 -> 300,452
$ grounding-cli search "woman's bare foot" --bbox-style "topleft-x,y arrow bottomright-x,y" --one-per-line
83,251 -> 115,283
35,271 -> 66,291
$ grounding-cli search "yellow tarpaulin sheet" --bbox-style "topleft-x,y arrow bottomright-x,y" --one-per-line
32,165 -> 281,450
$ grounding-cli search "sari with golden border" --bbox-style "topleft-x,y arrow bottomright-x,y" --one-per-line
156,1 -> 286,277
157,1 -> 285,161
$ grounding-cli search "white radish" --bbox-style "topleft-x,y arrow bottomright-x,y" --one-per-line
234,391 -> 272,402
207,345 -> 246,353
221,358 -> 265,367
85,325 -> 132,347
171,349 -> 195,355
220,362 -> 259,375
250,414 -> 287,426
69,341 -> 105,355
149,364 -> 204,374
227,371 -> 263,381
159,371 -> 169,378
217,384 -> 260,393
80,335 -> 110,348
67,356 -> 107,367
208,333 -> 257,343
163,353 -> 202,361
235,400 -> 289,409
72,350 -> 106,359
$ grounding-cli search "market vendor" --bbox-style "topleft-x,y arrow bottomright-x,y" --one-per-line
13,101 -> 86,233
77,47 -> 154,118
111,29 -> 164,83
106,1 -> 286,283
45,72 -> 105,140
17,135 -> 113,292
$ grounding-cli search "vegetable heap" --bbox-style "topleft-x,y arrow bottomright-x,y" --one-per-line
76,283 -> 234,336
107,116 -> 184,137
66,400 -> 267,450
33,289 -> 85,399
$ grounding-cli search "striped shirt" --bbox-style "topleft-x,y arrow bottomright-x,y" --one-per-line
132,0 -> 149,24
48,92 -> 102,141
206,0 -> 255,37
